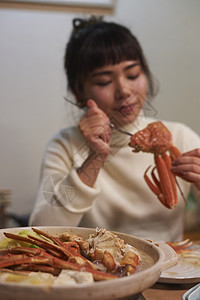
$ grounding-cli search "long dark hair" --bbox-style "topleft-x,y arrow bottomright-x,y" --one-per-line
64,16 -> 156,107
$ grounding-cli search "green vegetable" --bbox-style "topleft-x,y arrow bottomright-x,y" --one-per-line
0,229 -> 42,250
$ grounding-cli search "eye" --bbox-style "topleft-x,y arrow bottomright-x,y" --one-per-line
96,80 -> 112,87
128,74 -> 140,80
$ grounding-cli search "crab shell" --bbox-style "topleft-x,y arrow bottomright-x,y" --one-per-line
87,228 -> 140,274
129,121 -> 172,155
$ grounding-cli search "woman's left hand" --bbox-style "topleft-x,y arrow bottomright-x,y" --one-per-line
171,148 -> 200,190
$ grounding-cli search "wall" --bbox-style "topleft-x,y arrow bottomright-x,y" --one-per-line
0,0 -> 200,216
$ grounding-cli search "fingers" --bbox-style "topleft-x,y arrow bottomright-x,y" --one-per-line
82,100 -> 111,142
172,148 -> 200,168
171,148 -> 200,190
175,171 -> 200,190
180,148 -> 200,158
87,99 -> 98,109
78,99 -> 112,157
172,156 -> 200,168
85,99 -> 105,118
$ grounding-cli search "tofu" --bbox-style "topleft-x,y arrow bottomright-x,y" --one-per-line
53,270 -> 94,286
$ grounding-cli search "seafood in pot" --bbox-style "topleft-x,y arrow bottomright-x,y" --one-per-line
87,228 -> 141,275
0,228 -> 141,284
129,121 -> 184,209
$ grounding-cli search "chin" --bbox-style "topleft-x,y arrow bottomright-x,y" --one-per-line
119,113 -> 138,126
109,110 -> 139,127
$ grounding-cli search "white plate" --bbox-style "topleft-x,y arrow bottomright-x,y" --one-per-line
159,244 -> 200,284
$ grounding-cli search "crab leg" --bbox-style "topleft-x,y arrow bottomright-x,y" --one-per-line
30,229 -> 81,258
31,228 -> 65,247
4,232 -> 64,258
0,246 -> 53,258
0,256 -> 51,268
4,231 -> 96,270
167,239 -> 193,252
169,146 -> 186,204
0,249 -> 117,281
15,264 -> 57,275
167,239 -> 200,258
155,154 -> 175,208
151,167 -> 161,190
4,231 -> 77,259
148,149 -> 184,208
169,145 -> 181,160
48,257 -> 118,281
144,160 -> 173,208
162,152 -> 178,206
144,166 -> 165,205
30,229 -> 96,269
144,153 -> 178,208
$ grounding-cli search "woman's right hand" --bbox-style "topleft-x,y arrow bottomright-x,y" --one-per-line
77,100 -> 112,187
78,99 -> 112,160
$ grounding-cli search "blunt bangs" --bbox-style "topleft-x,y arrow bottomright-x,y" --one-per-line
79,27 -> 141,76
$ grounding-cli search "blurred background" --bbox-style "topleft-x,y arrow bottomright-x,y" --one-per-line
0,0 -> 200,228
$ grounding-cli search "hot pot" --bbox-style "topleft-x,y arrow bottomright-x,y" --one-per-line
0,226 -> 178,300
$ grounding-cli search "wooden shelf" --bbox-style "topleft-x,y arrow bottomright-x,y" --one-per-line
0,1 -> 115,14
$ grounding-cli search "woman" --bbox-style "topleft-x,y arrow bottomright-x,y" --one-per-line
29,17 -> 200,241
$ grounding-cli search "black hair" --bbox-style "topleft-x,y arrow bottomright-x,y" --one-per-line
64,16 -> 156,107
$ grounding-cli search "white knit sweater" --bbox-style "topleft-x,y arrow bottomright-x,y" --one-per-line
29,116 -> 200,241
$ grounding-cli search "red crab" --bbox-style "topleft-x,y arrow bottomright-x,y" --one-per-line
129,121 -> 184,209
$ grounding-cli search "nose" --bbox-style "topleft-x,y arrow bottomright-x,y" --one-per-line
115,78 -> 131,101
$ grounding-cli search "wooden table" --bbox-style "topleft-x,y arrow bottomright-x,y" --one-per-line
142,282 -> 197,299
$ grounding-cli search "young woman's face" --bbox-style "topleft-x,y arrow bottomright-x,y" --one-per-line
80,60 -> 147,126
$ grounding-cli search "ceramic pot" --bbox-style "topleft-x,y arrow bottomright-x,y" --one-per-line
0,226 -> 178,300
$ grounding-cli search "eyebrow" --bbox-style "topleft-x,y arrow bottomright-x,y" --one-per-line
91,62 -> 140,78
